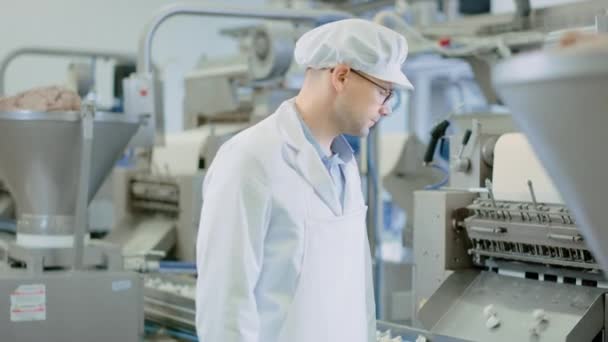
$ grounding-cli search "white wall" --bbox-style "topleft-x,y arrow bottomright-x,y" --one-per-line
0,0 -> 265,131
491,0 -> 584,13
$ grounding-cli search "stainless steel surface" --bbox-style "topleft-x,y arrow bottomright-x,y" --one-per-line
0,270 -> 143,342
417,270 -> 480,330
6,240 -> 123,272
413,190 -> 476,318
0,111 -> 139,237
419,271 -> 605,342
567,288 -> 604,342
0,47 -> 133,96
492,45 -> 608,272
377,320 -> 472,342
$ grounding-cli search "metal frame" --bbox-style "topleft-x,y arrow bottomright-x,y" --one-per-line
136,4 -> 353,74
0,47 -> 134,96
0,110 -> 140,123
131,3 -> 353,149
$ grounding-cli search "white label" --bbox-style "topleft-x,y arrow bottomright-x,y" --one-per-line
11,284 -> 46,322
112,280 -> 132,292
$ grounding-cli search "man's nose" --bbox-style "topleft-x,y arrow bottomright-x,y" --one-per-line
379,104 -> 391,116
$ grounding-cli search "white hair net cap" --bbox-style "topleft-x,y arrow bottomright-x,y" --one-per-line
294,18 -> 413,90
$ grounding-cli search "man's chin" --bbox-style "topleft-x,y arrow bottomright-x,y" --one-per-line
355,128 -> 369,137
341,125 -> 369,137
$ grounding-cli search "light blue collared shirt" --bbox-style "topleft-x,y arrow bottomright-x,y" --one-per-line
296,113 -> 354,210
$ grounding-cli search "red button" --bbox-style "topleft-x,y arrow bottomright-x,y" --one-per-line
139,88 -> 148,97
438,37 -> 451,47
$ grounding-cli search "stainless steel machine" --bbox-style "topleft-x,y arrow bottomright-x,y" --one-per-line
371,3 -> 608,341
107,167 -> 204,263
401,118 -> 605,341
406,115 -> 608,341
0,105 -> 144,341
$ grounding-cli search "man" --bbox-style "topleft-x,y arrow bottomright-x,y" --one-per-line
196,18 -> 413,342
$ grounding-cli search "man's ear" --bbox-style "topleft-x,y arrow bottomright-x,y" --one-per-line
330,64 -> 350,93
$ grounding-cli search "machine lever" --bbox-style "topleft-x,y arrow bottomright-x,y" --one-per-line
423,120 -> 450,165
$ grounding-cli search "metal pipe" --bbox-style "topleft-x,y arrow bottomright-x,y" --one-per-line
0,47 -> 134,95
73,103 -> 95,271
514,0 -> 531,18
137,3 -> 353,73
366,125 -> 383,318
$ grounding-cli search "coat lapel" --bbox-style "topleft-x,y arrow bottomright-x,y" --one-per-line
276,100 -> 342,216
341,159 -> 365,213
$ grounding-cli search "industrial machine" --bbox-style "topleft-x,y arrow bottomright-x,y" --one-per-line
116,2 -> 608,341
0,47 -> 137,235
183,20 -> 302,129
0,104 -> 144,341
3,2 -> 602,340
371,2 -> 608,341
409,115 -> 607,341
0,47 -> 135,109
105,149 -> 209,264
122,3 -> 608,340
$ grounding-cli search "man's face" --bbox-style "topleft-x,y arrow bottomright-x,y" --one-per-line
332,69 -> 393,137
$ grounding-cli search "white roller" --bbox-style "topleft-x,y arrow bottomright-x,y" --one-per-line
16,233 -> 90,248
492,133 -> 563,204
379,133 -> 410,178
249,21 -> 295,80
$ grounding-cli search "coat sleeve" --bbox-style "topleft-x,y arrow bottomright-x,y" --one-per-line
195,150 -> 272,342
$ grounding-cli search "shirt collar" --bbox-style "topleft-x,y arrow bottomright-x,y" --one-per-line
294,105 -> 354,164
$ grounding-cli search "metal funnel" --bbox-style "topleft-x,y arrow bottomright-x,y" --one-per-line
0,111 -> 139,245
492,46 -> 608,271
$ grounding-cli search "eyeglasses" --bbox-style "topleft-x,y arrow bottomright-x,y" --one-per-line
350,70 -> 393,105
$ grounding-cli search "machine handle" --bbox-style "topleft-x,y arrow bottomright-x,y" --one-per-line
462,129 -> 472,146
424,120 -> 450,165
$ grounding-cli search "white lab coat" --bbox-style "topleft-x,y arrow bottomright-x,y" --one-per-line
196,98 -> 376,342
